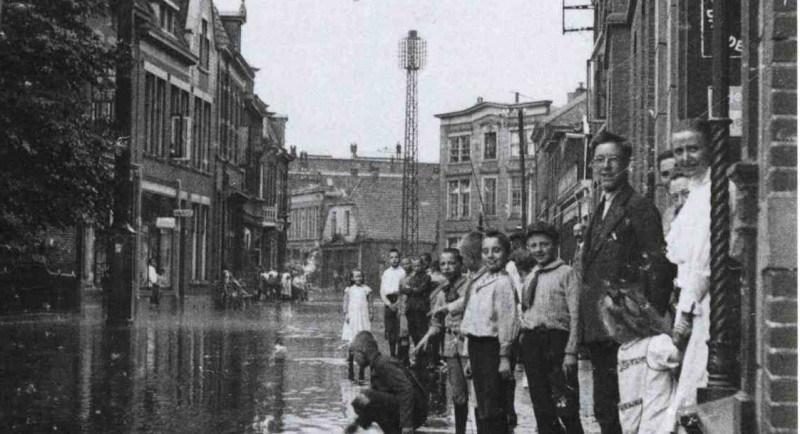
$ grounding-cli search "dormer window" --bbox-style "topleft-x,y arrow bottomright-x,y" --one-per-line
151,0 -> 178,35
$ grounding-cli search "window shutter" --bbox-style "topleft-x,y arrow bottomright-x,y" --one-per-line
183,116 -> 192,161
171,115 -> 181,157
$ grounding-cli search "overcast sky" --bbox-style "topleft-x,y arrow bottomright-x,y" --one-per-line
216,0 -> 594,162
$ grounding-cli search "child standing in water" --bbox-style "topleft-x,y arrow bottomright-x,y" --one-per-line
342,269 -> 373,380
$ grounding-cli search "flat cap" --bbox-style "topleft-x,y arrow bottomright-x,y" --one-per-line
526,221 -> 559,243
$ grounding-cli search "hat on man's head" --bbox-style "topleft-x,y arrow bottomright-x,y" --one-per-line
526,221 -> 559,243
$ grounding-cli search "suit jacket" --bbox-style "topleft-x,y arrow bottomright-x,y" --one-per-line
369,353 -> 427,428
581,183 -> 674,343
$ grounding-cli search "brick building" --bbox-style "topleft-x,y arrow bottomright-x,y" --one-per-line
287,150 -> 439,289
56,0 -> 292,302
435,97 -> 553,246
587,0 -> 796,432
529,88 -> 590,262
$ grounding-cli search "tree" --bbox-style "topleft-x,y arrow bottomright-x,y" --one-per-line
0,0 -> 118,240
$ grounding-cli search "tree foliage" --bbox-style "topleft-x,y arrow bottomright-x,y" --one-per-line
0,0 -> 118,240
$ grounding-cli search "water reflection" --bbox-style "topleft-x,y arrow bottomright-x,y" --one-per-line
0,296 -> 454,433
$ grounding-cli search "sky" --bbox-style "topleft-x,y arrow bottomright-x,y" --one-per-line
216,0 -> 594,162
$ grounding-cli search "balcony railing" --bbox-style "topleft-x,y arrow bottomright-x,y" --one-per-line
263,206 -> 277,222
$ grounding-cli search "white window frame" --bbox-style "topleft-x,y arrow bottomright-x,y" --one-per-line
482,176 -> 497,217
448,134 -> 471,163
508,176 -> 522,216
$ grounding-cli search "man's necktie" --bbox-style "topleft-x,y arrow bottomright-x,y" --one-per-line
523,269 -> 541,312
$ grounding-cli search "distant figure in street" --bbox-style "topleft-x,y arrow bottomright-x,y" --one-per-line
581,130 -> 673,434
147,259 -> 159,304
520,222 -> 584,434
281,268 -> 293,300
460,230 -> 519,433
381,249 -> 406,358
345,331 -> 427,434
342,269 -> 373,381
600,284 -> 689,434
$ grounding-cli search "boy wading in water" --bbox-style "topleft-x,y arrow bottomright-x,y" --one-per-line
345,331 -> 427,434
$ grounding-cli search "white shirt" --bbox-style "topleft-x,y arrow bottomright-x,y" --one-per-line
380,266 -> 406,306
460,270 -> 519,357
617,334 -> 679,434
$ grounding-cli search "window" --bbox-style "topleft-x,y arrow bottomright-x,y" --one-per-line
331,211 -> 338,235
448,135 -> 471,163
510,128 -> 533,156
447,237 -> 460,248
91,75 -> 115,122
484,132 -> 497,160
193,97 -> 202,168
509,177 -> 522,216
169,85 -> 190,160
144,73 -> 168,157
159,1 -> 176,34
483,177 -> 497,216
200,19 -> 210,69
448,179 -> 471,219
345,210 -> 351,235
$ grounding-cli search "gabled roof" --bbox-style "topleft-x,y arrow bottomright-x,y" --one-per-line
537,92 -> 587,127
133,0 -> 196,64
212,6 -> 232,51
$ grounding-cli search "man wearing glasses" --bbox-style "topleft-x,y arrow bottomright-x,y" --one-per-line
580,130 -> 673,434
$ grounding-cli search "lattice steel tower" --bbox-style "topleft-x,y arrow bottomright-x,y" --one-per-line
398,30 -> 426,256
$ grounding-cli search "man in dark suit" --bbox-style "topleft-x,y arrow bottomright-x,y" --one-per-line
581,130 -> 673,434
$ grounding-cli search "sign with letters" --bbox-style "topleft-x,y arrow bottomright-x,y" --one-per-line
173,209 -> 194,218
701,0 -> 743,58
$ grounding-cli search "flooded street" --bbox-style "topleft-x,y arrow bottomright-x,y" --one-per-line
0,293 -> 599,433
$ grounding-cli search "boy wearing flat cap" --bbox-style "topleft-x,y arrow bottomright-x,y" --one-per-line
519,221 -> 584,434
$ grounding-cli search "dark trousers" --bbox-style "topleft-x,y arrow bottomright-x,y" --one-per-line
521,328 -> 584,434
384,303 -> 399,357
352,389 -> 425,434
406,309 -> 429,345
586,340 -> 622,434
505,340 -> 518,424
467,336 -> 509,433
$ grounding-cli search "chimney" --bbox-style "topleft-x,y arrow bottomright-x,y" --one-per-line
350,142 -> 358,159
477,96 -> 484,104
567,82 -> 587,102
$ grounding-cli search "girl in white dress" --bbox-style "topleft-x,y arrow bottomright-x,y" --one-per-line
342,269 -> 372,380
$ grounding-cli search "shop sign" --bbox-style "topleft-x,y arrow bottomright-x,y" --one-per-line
156,217 -> 176,229
707,86 -> 743,137
173,209 -> 194,218
702,0 -> 742,58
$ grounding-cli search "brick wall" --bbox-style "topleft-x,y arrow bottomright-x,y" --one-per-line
756,0 -> 797,432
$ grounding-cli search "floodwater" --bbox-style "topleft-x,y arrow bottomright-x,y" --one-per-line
0,292 -> 600,433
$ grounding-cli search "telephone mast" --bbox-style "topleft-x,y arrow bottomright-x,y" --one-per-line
398,30 -> 426,255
